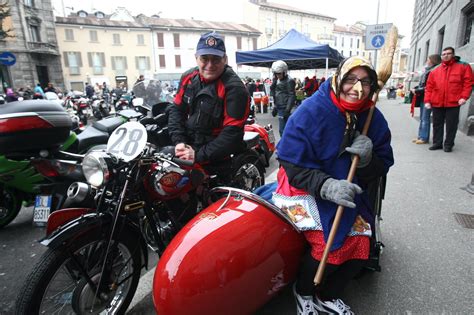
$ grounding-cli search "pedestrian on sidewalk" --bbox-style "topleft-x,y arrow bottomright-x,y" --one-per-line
270,60 -> 296,136
424,47 -> 473,152
410,54 -> 441,144
275,56 -> 394,315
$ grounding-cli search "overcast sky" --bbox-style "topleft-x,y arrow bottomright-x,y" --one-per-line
52,0 -> 415,47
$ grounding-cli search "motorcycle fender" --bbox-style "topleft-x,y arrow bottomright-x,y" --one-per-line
42,212 -> 149,268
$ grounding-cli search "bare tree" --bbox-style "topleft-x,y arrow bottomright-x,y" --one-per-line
0,0 -> 14,39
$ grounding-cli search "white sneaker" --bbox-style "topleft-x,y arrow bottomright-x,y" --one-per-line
293,284 -> 317,315
315,296 -> 354,315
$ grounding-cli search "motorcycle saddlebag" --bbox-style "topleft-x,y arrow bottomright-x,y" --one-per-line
0,100 -> 72,154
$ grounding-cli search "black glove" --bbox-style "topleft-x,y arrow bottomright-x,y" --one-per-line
283,110 -> 291,119
272,107 -> 278,117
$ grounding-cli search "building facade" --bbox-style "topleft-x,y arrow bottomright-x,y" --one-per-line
408,0 -> 473,135
55,8 -> 260,90
0,0 -> 63,91
333,25 -> 371,60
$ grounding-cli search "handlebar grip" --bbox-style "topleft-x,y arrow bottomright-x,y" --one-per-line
171,157 -> 194,167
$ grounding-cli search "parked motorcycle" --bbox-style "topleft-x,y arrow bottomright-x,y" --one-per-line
0,100 -> 144,228
15,120 -> 265,313
91,95 -> 110,120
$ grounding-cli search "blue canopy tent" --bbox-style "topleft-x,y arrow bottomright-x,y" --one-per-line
236,29 -> 344,73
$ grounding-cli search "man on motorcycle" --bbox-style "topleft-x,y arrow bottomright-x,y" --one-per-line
168,31 -> 250,182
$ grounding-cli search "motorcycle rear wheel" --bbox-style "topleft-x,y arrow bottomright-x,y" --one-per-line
0,185 -> 22,228
15,228 -> 142,314
231,151 -> 265,192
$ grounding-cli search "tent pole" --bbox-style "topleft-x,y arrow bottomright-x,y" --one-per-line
325,58 -> 328,78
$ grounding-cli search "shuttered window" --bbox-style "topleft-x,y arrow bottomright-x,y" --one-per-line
159,55 -> 166,68
175,55 -> 181,68
111,56 -> 128,76
87,52 -> 106,75
173,33 -> 180,48
135,56 -> 151,71
157,33 -> 164,47
237,36 -> 242,50
63,51 -> 83,75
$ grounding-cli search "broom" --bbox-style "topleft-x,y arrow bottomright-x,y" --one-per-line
314,26 -> 399,286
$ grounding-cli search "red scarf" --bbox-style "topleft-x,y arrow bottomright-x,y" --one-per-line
330,90 -> 373,113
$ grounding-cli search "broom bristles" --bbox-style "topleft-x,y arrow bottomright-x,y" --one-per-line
377,26 -> 399,89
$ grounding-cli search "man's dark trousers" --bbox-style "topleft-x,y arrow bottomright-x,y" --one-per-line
432,106 -> 460,148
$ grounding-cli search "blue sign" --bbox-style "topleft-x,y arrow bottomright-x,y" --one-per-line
371,35 -> 385,49
0,52 -> 16,66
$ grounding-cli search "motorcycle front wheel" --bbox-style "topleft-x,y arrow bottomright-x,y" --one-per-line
15,228 -> 142,314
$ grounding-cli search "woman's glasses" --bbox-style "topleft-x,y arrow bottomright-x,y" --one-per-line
343,75 -> 372,87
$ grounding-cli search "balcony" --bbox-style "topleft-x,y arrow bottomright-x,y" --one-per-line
27,42 -> 59,55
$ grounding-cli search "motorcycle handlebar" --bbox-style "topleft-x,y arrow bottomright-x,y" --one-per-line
171,157 -> 194,167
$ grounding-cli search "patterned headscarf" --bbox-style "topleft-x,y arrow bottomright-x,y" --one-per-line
331,56 -> 379,99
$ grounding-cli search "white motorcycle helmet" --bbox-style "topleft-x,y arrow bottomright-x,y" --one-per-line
271,60 -> 288,74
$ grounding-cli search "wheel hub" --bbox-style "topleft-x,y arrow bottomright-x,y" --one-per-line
72,272 -> 115,314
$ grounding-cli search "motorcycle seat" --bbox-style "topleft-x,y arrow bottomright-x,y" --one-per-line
92,116 -> 124,133
76,125 -> 109,153
243,131 -> 260,149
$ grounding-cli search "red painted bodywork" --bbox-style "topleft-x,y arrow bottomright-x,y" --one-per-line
245,123 -> 276,153
153,196 -> 305,315
46,208 -> 93,235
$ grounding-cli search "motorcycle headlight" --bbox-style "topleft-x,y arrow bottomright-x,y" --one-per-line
82,151 -> 110,187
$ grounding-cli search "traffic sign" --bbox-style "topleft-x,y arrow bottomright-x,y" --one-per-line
365,23 -> 392,50
0,52 -> 16,66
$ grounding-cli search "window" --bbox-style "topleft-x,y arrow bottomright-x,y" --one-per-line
136,56 -> 151,71
65,29 -> 74,41
437,26 -> 445,54
175,55 -> 181,68
157,33 -> 164,47
137,34 -> 145,45
29,25 -> 40,42
424,40 -> 430,63
158,55 -> 165,68
63,52 -> 82,75
111,56 -> 128,76
237,36 -> 242,50
461,3 -> 474,46
341,37 -> 344,46
341,50 -> 344,56
87,52 -> 106,75
173,33 -> 180,48
335,36 -> 337,46
252,38 -> 257,50
113,34 -> 121,45
350,38 -> 353,48
357,39 -> 360,49
24,0 -> 34,7
89,30 -> 98,42
349,51 -> 352,56
416,48 -> 422,66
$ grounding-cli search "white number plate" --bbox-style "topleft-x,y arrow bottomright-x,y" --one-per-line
33,195 -> 52,225
107,121 -> 147,162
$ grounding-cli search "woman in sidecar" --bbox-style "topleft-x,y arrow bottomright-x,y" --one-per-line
275,56 -> 394,315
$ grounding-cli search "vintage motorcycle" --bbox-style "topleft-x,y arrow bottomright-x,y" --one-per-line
15,120 -> 267,313
152,177 -> 387,314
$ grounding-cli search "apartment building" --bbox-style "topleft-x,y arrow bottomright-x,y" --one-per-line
55,8 -> 260,90
243,0 -> 336,47
333,25 -> 370,60
0,0 -> 62,90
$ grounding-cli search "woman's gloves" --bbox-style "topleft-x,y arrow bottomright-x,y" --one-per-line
345,134 -> 373,168
320,178 -> 363,208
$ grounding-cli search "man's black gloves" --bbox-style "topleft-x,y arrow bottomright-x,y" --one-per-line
272,107 -> 278,117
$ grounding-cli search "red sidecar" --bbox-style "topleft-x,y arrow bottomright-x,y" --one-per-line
153,187 -> 305,315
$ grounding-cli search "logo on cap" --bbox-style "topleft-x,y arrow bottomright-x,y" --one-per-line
206,36 -> 216,47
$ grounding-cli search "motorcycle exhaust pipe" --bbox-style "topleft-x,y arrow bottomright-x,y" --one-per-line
64,182 -> 91,206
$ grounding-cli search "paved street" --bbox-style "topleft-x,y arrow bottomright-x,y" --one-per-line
1,97 -> 473,314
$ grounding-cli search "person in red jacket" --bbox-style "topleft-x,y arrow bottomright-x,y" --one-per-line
424,47 -> 473,152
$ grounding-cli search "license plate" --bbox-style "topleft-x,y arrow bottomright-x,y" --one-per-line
33,195 -> 52,226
